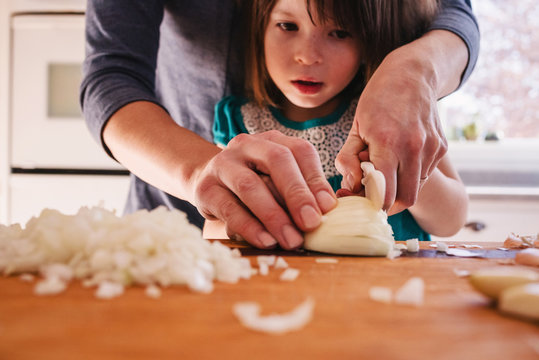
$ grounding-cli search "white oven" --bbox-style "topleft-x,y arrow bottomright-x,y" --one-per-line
0,0 -> 130,225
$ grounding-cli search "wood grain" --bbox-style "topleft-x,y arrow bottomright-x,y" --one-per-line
0,241 -> 537,360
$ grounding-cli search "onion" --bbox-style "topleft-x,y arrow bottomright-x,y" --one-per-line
406,239 -> 420,253
314,258 -> 338,264
279,268 -> 300,281
304,162 -> 394,256
468,266 -> 539,299
499,283 -> 539,321
394,277 -> 425,306
233,298 -> 314,335
274,257 -> 288,269
0,206 -> 252,298
304,196 -> 394,256
34,276 -> 67,296
368,286 -> 392,304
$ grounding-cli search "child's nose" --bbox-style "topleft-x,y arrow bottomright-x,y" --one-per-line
294,36 -> 322,65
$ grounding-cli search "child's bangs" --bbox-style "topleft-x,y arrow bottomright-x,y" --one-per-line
305,0 -> 358,34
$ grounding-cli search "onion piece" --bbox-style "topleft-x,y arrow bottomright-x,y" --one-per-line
279,268 -> 300,281
34,276 -> 67,296
436,242 -> 448,253
369,286 -> 392,304
233,298 -> 314,335
145,284 -> 162,299
95,281 -> 124,299
406,239 -> 419,253
274,257 -> 289,269
257,255 -> 276,267
394,277 -> 425,306
314,258 -> 338,264
19,273 -> 35,282
259,263 -> 269,276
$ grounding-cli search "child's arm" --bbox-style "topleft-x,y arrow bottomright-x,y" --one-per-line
408,155 -> 468,237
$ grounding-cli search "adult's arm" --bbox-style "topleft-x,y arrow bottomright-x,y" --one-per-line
335,0 -> 479,215
80,0 -> 336,250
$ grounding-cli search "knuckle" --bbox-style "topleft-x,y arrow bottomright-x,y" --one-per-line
217,197 -> 240,220
234,173 -> 260,195
399,192 -> 418,209
267,145 -> 293,165
228,133 -> 250,147
291,138 -> 316,154
284,183 -> 311,204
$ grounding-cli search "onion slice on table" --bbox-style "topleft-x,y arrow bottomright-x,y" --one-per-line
233,298 -> 315,335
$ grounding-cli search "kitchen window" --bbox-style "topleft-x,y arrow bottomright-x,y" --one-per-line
439,0 -> 539,194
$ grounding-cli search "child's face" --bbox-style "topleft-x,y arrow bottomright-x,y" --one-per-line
264,0 -> 361,112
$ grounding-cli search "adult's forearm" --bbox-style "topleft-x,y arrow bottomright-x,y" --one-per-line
387,29 -> 469,100
102,101 -> 221,204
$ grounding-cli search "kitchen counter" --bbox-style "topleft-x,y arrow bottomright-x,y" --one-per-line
0,241 -> 537,360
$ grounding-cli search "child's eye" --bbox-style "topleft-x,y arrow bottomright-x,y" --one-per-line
277,22 -> 298,31
330,30 -> 352,39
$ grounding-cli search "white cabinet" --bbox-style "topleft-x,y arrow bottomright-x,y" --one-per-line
9,174 -> 130,225
433,196 -> 539,242
0,1 -> 130,225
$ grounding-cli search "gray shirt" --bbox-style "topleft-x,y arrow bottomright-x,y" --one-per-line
80,0 -> 480,227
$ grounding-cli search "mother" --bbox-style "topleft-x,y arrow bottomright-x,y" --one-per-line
81,0 -> 479,250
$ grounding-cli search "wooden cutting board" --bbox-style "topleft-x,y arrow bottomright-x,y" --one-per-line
0,241 -> 537,360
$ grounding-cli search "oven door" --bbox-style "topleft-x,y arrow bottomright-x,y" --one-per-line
10,14 -> 122,170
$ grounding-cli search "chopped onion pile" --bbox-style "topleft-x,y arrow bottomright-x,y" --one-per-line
233,298 -> 314,335
0,206 -> 252,297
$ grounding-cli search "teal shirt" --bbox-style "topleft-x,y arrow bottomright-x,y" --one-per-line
213,95 -> 430,241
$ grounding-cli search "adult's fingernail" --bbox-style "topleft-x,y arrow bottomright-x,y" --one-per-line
300,205 -> 321,229
316,190 -> 337,212
282,224 -> 303,249
257,232 -> 277,248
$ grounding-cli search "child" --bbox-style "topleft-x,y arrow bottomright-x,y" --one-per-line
206,0 -> 468,242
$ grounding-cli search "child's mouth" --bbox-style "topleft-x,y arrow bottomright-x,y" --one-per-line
292,80 -> 323,94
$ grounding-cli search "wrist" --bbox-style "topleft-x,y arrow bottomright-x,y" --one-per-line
385,29 -> 468,98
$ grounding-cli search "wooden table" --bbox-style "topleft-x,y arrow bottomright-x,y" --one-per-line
0,241 -> 538,360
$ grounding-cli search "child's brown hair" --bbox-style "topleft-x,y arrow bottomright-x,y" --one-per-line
245,0 -> 439,107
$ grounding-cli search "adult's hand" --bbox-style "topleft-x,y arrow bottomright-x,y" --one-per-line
335,30 -> 468,215
104,102 -> 337,252
193,130 -> 337,250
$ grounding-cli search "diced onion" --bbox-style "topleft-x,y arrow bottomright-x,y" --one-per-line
0,206 -> 252,298
279,268 -> 300,281
145,284 -> 162,299
368,286 -> 392,304
394,277 -> 425,306
95,281 -> 124,299
406,239 -> 419,253
34,276 -> 67,296
314,258 -> 338,264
